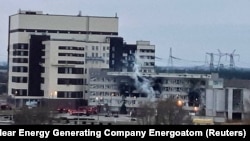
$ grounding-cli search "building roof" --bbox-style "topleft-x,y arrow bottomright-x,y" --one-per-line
224,79 -> 250,89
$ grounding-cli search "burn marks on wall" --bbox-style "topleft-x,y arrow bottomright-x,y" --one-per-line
187,79 -> 205,107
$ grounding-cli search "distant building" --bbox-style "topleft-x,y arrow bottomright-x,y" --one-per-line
7,10 -> 156,109
7,10 -> 118,107
206,79 -> 250,122
109,37 -> 155,73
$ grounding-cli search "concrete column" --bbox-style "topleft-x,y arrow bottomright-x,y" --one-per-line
227,88 -> 233,120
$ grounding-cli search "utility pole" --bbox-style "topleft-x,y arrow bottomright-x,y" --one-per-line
168,48 -> 173,71
214,49 -> 227,71
226,50 -> 240,69
206,52 -> 214,71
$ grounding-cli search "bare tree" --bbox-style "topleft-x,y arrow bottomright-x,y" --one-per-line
135,98 -> 192,125
156,98 -> 192,125
136,101 -> 155,125
13,106 -> 51,125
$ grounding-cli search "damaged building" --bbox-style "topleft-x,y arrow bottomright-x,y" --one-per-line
88,68 -> 215,113
7,10 -> 250,124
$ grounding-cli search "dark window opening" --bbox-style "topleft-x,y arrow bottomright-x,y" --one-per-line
57,78 -> 83,85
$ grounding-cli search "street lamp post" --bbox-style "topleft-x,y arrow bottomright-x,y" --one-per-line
96,97 -> 100,122
176,99 -> 184,124
14,91 -> 17,109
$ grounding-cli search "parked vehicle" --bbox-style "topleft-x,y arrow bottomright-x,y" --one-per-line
68,109 -> 87,116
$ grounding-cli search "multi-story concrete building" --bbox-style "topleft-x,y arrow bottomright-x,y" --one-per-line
7,10 -> 156,109
109,37 -> 155,73
8,10 -> 118,107
206,79 -> 250,122
88,68 -> 214,113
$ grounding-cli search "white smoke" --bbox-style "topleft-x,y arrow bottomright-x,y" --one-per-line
130,54 -> 156,102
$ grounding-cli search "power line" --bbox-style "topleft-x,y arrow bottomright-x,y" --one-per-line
156,48 -> 245,69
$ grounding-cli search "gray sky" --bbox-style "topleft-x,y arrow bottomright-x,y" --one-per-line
1,0 -> 250,68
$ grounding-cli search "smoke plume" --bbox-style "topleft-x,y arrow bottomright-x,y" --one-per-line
130,54 -> 156,102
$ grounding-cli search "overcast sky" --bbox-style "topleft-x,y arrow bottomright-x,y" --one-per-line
1,0 -> 250,68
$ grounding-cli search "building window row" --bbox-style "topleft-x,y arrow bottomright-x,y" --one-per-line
86,61 -> 99,64
12,76 -> 27,83
164,79 -> 189,85
90,77 -> 116,83
163,87 -> 189,92
58,46 -> 84,51
90,92 -> 119,96
144,62 -> 155,66
140,69 -> 153,73
58,67 -> 84,74
139,49 -> 155,53
102,53 -> 110,57
11,89 -> 27,96
12,66 -> 28,72
13,58 -> 28,63
57,78 -> 84,85
58,53 -> 84,57
57,91 -> 83,98
90,46 -> 110,51
13,43 -> 28,50
89,98 -> 125,105
58,60 -> 84,65
89,84 -> 117,89
92,46 -> 98,50
140,56 -> 155,59
92,52 -> 99,57
103,46 -> 109,51
167,94 -> 188,100
85,52 -> 109,58
13,51 -> 28,56
94,53 -> 110,58
10,29 -> 118,36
